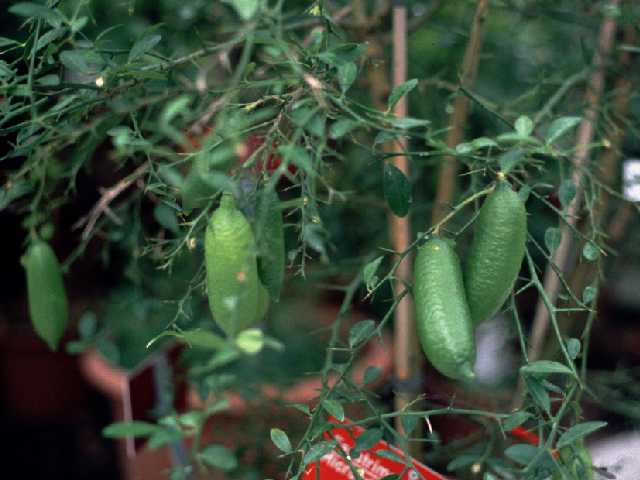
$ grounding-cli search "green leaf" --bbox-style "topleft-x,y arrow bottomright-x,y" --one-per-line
376,449 -> 404,463
546,116 -> 581,144
322,399 -> 345,421
129,34 -> 162,61
199,444 -> 238,471
147,329 -> 227,350
303,441 -> 334,465
270,428 -> 292,454
182,329 -> 227,349
60,49 -> 105,75
278,145 -> 314,176
400,414 -> 418,436
498,148 -> 525,174
363,256 -> 383,292
387,117 -> 430,129
35,27 -> 67,52
544,227 -> 561,253
154,204 -> 180,233
447,453 -> 480,471
387,79 -> 418,112
582,284 -> 597,304
525,377 -> 550,413
374,130 -> 399,146
556,421 -> 607,449
503,411 -> 532,431
383,162 -> 411,217
337,62 -> 357,94
0,179 -> 33,211
9,3 -> 64,27
559,179 -> 576,208
363,366 -> 381,385
521,360 -> 574,377
515,116 -> 534,137
0,37 -> 20,47
518,184 -> 531,203
329,118 -> 358,139
354,428 -> 382,453
505,443 -> 538,465
78,311 -> 97,339
226,0 -> 260,20
162,95 -> 192,124
70,16 -> 88,33
470,137 -> 498,150
235,328 -> 264,354
582,242 -> 600,261
567,338 -> 581,360
103,421 -> 158,438
349,320 -> 375,348
456,142 -> 473,155
147,428 -> 183,450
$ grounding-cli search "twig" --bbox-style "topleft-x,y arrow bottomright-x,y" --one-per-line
431,0 -> 489,224
512,3 -> 620,409
73,162 -> 150,240
532,68 -> 589,125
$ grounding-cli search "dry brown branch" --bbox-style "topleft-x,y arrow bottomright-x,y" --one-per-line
512,3 -> 620,409
431,0 -> 489,224
542,24 -> 637,362
73,162 -> 150,240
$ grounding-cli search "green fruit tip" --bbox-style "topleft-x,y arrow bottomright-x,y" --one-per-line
496,178 -> 513,191
219,191 -> 236,209
459,363 -> 475,381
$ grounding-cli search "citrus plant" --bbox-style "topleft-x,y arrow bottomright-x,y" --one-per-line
1,0 -> 639,479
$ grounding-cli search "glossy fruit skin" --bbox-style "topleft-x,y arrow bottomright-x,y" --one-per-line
205,193 -> 268,337
413,237 -> 476,381
23,240 -> 69,350
464,181 -> 527,326
256,188 -> 285,302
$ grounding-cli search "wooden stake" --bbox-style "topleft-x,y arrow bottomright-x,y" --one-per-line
389,0 -> 420,440
431,0 -> 489,224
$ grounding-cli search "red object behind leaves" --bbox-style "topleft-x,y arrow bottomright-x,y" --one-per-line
239,134 -> 296,174
300,419 -> 547,479
182,128 -> 294,175
302,418 -> 448,480
509,426 -> 540,446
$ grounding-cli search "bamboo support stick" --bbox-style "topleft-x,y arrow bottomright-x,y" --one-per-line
388,1 -> 420,441
512,4 -> 620,409
431,0 -> 489,224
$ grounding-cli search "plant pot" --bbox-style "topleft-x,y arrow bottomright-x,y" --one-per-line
0,323 -> 88,420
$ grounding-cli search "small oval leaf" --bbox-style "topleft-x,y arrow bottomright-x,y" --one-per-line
383,162 -> 411,217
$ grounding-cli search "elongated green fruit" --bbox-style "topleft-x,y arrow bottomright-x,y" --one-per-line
22,240 -> 69,350
205,193 -> 268,337
414,237 -> 476,381
256,188 -> 285,302
464,181 -> 527,325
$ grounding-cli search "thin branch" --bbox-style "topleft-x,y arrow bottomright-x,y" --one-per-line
73,162 -> 150,240
431,0 -> 489,224
512,2 -> 620,409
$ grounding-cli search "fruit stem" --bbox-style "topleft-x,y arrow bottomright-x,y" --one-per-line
219,191 -> 236,209
430,184 -> 494,234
